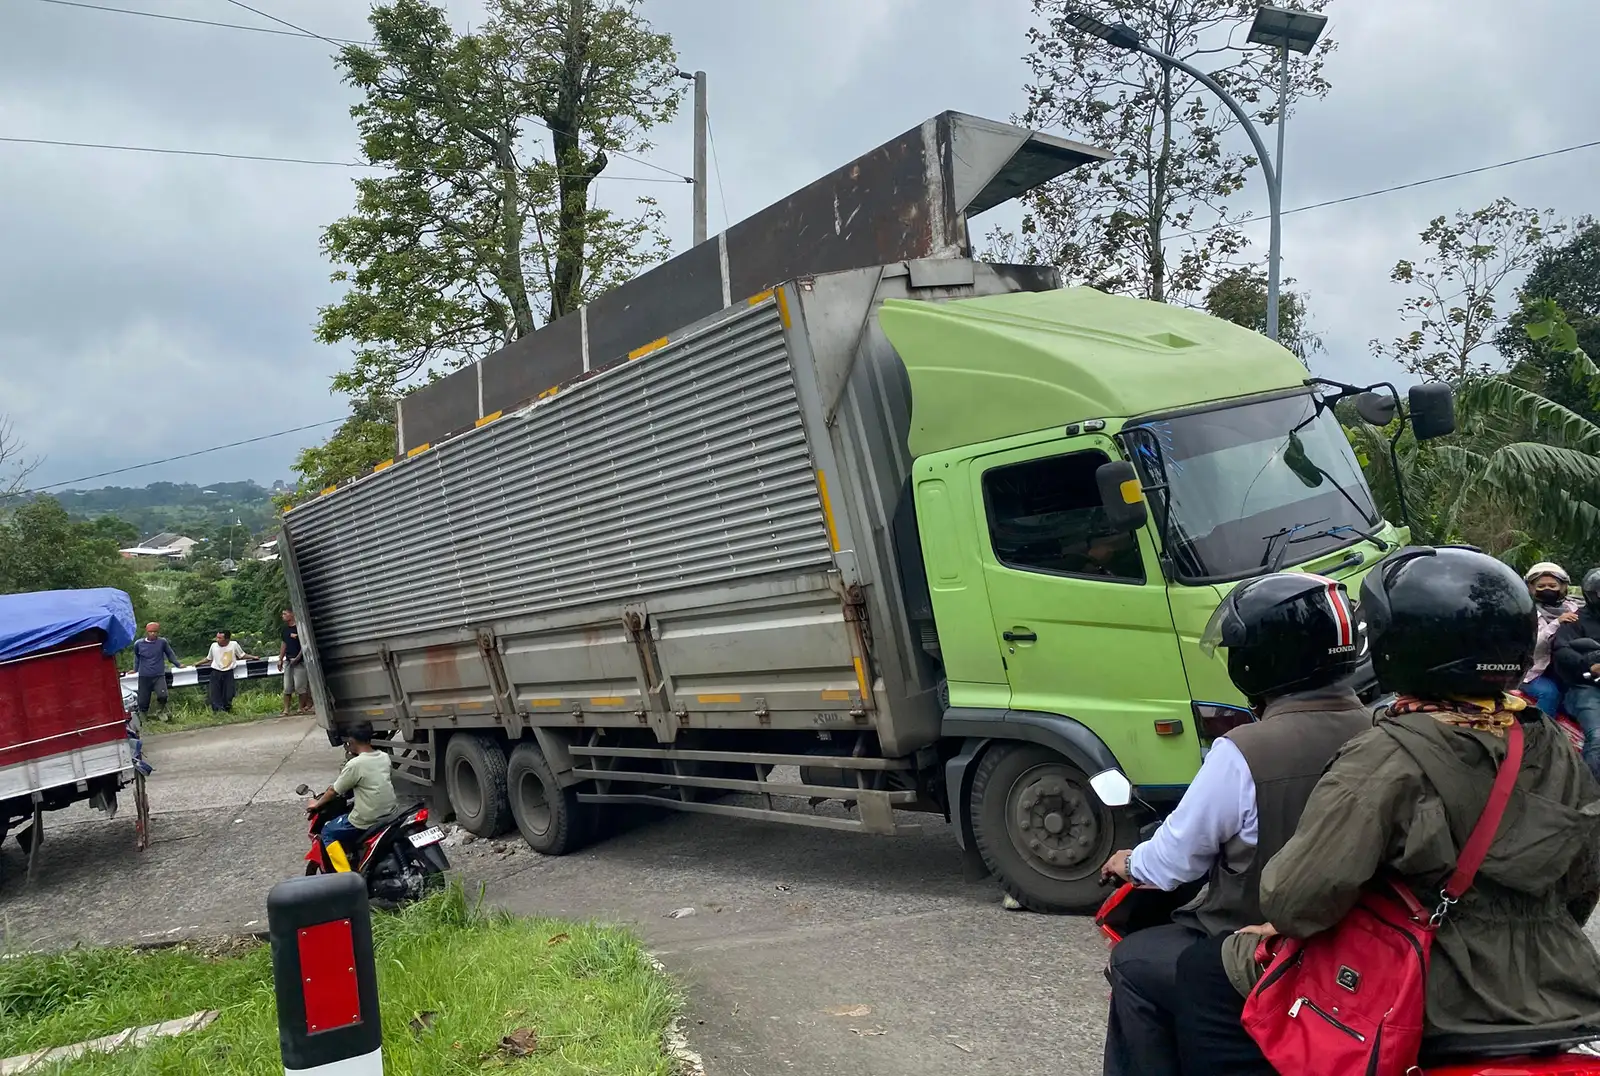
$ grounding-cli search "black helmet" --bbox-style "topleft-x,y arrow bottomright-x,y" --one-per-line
1201,572 -> 1361,701
1359,546 -> 1535,698
1584,568 -> 1600,607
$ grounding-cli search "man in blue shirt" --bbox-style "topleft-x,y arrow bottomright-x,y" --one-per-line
131,621 -> 183,719
1097,574 -> 1374,1076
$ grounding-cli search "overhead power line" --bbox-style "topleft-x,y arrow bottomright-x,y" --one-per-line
1173,136 -> 1600,240
30,0 -> 369,43
706,111 -> 732,232
0,135 -> 690,182
32,0 -> 696,184
22,419 -> 346,493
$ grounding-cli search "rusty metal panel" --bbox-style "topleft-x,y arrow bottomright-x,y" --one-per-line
479,311 -> 583,419
398,365 -> 479,450
584,240 -> 723,368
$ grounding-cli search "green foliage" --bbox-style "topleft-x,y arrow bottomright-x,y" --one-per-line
46,481 -> 280,540
1203,266 -> 1322,363
991,0 -> 1334,304
146,681 -> 286,733
1351,302 -> 1600,573
0,498 -> 149,626
143,559 -> 287,657
1371,198 -> 1563,381
1496,220 -> 1600,423
310,0 -> 681,485
287,393 -> 398,500
0,882 -> 679,1073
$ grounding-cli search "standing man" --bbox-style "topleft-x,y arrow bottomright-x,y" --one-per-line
131,622 -> 183,720
1098,573 -> 1373,1076
279,609 -> 312,716
203,630 -> 257,713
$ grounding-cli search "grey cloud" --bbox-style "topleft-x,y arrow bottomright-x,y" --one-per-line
1,0 -> 1595,490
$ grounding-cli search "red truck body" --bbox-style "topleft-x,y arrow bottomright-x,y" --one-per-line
0,630 -> 132,826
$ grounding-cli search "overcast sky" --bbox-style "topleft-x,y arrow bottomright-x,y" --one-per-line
2,0 -> 1596,492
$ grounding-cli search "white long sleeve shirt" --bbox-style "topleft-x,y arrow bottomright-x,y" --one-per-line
1126,737 -> 1258,891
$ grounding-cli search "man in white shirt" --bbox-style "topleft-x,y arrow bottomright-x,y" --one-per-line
203,630 -> 258,713
1097,573 -> 1374,1076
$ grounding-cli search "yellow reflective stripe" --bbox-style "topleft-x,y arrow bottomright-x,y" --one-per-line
628,338 -> 668,361
696,693 -> 742,704
372,458 -> 395,472
406,443 -> 430,458
474,411 -> 502,427
815,470 -> 841,551
853,657 -> 870,700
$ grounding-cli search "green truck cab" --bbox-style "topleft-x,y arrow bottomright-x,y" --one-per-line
884,286 -> 1450,910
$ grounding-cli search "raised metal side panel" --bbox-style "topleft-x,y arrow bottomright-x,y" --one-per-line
286,300 -> 835,651
783,261 -> 1064,756
279,524 -> 335,732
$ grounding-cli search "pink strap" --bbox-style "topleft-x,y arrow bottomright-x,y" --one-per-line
1443,720 -> 1524,900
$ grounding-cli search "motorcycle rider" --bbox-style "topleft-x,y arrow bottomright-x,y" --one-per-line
1521,562 -> 1580,719
1098,572 -> 1374,1076
305,721 -> 397,857
1173,546 -> 1600,1074
1554,567 -> 1600,780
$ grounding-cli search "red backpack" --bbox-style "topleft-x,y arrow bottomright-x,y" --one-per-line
1241,719 -> 1524,1076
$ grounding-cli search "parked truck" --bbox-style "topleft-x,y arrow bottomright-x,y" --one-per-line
281,111 -> 1453,911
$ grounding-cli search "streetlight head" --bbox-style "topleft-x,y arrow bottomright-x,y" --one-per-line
1063,9 -> 1142,50
1247,4 -> 1328,54
674,69 -> 696,81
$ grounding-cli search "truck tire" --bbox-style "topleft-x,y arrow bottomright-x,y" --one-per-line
443,733 -> 511,838
968,742 -> 1136,914
506,742 -> 589,855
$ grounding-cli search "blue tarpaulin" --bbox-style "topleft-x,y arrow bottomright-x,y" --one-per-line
0,588 -> 138,663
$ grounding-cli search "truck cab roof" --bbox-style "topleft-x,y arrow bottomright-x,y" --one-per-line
879,285 -> 1311,457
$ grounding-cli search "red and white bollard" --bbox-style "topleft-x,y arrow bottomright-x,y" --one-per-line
268,873 -> 383,1075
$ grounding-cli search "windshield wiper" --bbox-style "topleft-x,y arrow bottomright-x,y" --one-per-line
1260,519 -> 1328,569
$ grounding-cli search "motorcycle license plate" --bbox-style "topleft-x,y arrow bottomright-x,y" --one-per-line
409,826 -> 445,848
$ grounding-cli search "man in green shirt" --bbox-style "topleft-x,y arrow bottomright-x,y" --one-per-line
306,721 -> 398,856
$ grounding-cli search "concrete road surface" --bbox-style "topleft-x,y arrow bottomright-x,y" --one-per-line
1,717 -> 1117,1074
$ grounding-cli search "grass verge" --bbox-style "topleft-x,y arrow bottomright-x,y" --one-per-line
0,882 -> 680,1074
142,683 -> 289,735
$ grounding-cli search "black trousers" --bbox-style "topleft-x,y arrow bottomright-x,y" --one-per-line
1173,932 -> 1276,1076
1103,923 -> 1203,1076
136,673 -> 168,713
207,668 -> 237,712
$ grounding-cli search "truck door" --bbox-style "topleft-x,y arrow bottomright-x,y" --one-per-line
973,438 -> 1197,786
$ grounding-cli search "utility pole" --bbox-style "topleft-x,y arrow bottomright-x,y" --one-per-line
691,70 -> 708,246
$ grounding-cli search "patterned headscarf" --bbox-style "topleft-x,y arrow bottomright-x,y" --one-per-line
1389,692 -> 1527,737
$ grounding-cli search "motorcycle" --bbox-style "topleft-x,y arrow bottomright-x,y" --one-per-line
294,782 -> 450,905
1096,882 -> 1600,1075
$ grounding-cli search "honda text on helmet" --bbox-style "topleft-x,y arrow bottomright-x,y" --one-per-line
1359,545 -> 1536,698
1200,572 -> 1362,704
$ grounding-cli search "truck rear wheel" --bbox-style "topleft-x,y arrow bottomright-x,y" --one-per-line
506,742 -> 589,855
969,742 -> 1135,914
443,733 -> 511,837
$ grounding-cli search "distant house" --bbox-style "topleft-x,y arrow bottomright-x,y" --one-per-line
252,537 -> 280,563
119,532 -> 198,560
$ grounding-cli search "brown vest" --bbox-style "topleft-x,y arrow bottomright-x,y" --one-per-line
1175,688 -> 1374,936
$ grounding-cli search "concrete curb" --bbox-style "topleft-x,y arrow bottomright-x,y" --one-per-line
649,955 -> 705,1076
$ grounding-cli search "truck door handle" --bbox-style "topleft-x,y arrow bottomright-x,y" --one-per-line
1003,630 -> 1037,643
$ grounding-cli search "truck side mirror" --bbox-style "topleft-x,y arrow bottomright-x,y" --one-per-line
1096,460 -> 1149,533
1353,391 -> 1398,426
1408,383 -> 1455,441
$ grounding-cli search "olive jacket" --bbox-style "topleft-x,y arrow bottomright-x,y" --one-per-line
1223,711 -> 1600,1039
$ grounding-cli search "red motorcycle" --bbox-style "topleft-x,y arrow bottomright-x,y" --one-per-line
1095,883 -> 1600,1075
293,783 -> 450,905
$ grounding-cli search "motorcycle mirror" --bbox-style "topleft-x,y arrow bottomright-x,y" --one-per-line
1088,768 -> 1133,807
1353,391 -> 1398,426
294,783 -> 310,796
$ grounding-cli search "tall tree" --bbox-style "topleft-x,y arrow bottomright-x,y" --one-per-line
1203,267 -> 1321,362
1495,218 -> 1600,422
304,0 -> 682,492
0,497 -> 148,617
997,0 -> 1334,305
1371,198 -> 1562,382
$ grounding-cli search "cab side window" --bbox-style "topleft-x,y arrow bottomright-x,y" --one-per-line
983,451 -> 1145,583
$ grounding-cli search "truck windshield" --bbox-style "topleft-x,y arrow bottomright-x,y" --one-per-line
1127,392 -> 1379,581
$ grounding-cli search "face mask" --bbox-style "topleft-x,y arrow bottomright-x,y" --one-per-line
1536,589 -> 1566,607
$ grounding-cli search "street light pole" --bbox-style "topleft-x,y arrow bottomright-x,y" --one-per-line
1063,6 -> 1326,346
677,69 -> 708,246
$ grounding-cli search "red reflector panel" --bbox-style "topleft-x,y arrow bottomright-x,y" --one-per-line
297,919 -> 362,1034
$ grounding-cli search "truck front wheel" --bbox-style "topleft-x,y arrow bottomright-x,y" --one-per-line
443,733 -> 511,837
968,742 -> 1136,914
506,743 -> 589,855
